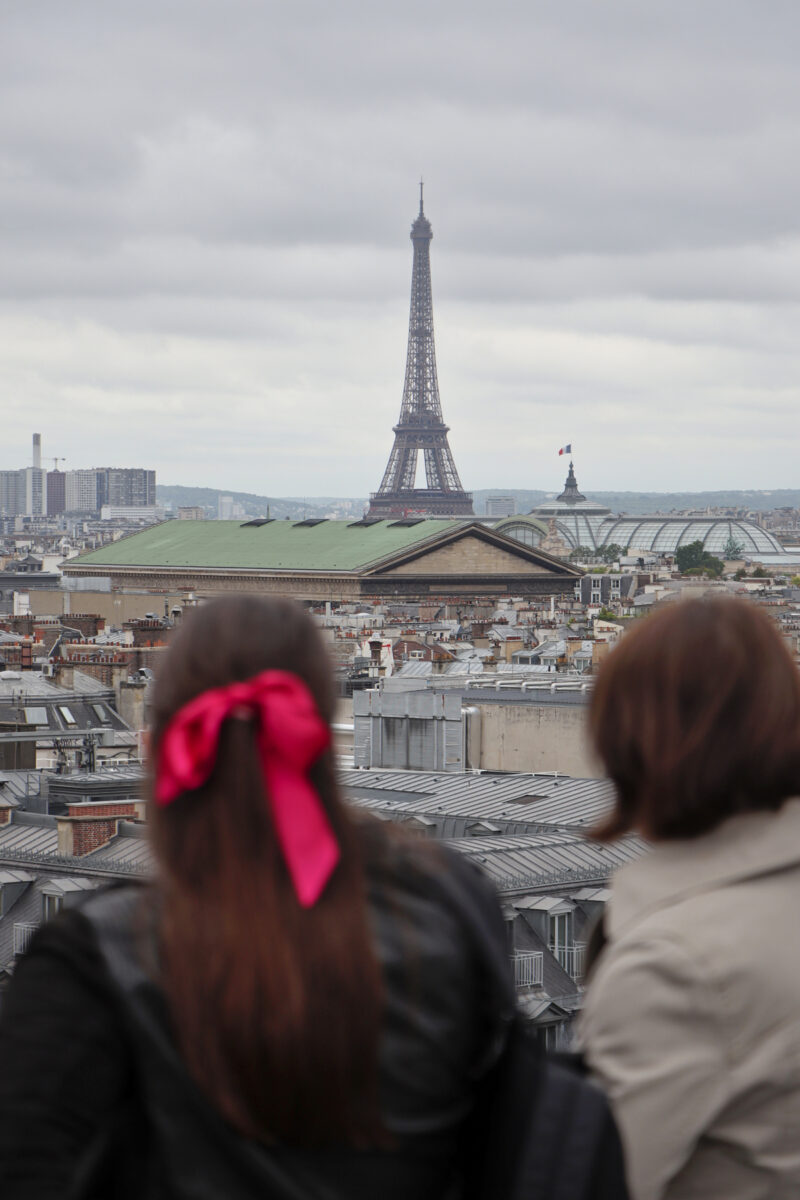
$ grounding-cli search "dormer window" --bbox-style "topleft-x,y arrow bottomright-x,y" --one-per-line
42,894 -> 63,921
549,911 -> 574,968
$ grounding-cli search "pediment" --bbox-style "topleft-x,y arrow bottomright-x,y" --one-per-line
369,532 -> 576,578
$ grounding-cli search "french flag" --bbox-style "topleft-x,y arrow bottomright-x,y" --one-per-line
558,444 -> 572,456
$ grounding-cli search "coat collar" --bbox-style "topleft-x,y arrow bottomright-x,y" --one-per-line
607,797 -> 800,941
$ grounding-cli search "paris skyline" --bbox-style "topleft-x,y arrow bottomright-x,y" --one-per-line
2,1 -> 799,497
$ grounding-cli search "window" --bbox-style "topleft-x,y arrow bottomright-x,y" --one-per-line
549,911 -> 573,957
42,894 -> 62,921
57,705 -> 77,726
90,703 -> 111,724
24,706 -> 48,726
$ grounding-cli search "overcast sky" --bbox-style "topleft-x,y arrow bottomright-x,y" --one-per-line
2,0 -> 799,497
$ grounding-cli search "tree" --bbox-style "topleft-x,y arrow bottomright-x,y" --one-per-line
751,566 -> 769,578
675,541 -> 705,573
721,535 -> 745,560
675,541 -> 724,578
569,546 -> 593,561
599,543 -> 623,564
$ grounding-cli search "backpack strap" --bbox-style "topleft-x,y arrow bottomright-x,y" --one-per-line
518,1057 -> 628,1200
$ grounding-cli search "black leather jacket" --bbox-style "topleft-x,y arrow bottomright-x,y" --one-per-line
0,833 -> 514,1200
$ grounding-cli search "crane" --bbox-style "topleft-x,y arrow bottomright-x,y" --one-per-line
51,457 -> 65,469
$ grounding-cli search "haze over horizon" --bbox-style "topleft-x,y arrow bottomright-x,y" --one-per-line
3,2 -> 799,497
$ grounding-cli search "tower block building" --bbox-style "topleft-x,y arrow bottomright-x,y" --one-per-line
368,188 -> 474,518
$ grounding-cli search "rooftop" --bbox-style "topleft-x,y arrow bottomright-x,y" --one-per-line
342,769 -> 615,829
64,519 -> 473,574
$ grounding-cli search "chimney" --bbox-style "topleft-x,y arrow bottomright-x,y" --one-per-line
110,662 -> 130,708
32,433 -> 41,470
118,679 -> 147,732
57,799 -> 144,856
56,662 -> 75,691
368,637 -> 385,678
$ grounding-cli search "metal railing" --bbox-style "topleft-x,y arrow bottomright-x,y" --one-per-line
13,923 -> 38,956
550,941 -> 586,981
512,951 -> 544,989
0,846 -> 149,878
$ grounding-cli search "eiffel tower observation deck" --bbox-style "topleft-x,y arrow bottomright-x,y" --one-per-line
368,186 -> 474,519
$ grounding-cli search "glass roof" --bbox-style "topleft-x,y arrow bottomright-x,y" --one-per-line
501,513 -> 782,557
499,522 -> 543,548
599,518 -> 782,554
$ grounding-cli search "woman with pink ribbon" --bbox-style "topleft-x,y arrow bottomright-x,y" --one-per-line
0,595 -> 516,1199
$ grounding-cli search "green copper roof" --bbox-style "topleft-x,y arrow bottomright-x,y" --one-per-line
66,519 -> 469,573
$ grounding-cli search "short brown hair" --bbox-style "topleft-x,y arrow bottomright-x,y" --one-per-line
590,597 -> 800,841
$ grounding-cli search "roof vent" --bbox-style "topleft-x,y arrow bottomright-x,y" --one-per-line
388,518 -> 425,527
293,519 -> 328,528
347,518 -> 383,528
240,518 -> 275,527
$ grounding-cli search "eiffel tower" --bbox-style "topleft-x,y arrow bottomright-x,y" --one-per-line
368,186 -> 474,519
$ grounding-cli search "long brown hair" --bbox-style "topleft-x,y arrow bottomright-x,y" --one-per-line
590,596 -> 800,841
148,596 -> 384,1145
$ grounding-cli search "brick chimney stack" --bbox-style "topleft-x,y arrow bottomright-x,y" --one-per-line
56,799 -> 145,857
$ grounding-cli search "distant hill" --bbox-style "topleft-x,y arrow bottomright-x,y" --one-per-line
156,486 -> 365,521
471,488 -> 800,516
158,484 -> 800,520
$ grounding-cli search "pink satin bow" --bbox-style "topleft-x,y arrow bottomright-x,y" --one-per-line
154,669 -> 339,907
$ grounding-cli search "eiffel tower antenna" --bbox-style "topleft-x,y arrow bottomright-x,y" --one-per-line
368,188 -> 474,519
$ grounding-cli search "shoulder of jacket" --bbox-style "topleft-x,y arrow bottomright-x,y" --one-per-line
582,925 -> 724,1045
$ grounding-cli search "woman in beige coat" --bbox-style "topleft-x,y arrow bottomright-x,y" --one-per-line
579,596 -> 800,1200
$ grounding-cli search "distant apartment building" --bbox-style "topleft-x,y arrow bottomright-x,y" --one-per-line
574,572 -> 637,607
486,496 -> 517,518
20,467 -> 45,517
19,433 -> 45,517
64,468 -> 156,514
217,495 -> 245,520
65,469 -> 103,513
46,470 -> 66,516
178,506 -> 205,520
102,468 -> 156,508
99,505 -> 165,522
0,471 -> 20,518
0,468 -> 45,518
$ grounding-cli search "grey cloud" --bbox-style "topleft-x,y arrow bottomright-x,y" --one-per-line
1,0 -> 799,493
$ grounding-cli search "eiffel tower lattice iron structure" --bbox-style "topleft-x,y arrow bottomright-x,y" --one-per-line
368,186 -> 474,518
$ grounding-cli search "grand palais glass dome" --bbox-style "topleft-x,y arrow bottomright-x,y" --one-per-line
496,463 -> 783,558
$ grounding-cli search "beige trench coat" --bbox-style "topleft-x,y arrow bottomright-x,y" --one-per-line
579,797 -> 800,1200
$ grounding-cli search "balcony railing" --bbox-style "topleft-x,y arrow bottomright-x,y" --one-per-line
512,951 -> 544,989
550,941 -> 586,981
13,923 -> 39,956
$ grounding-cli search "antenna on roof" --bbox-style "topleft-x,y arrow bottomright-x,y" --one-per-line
419,176 -> 424,215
